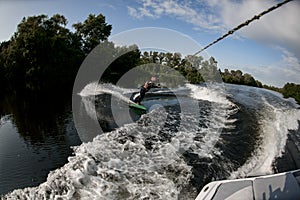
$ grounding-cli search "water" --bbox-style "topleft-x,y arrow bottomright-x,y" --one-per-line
0,94 -> 82,196
1,83 -> 300,199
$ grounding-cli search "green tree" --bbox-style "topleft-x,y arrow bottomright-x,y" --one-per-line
199,57 -> 220,82
172,52 -> 182,67
0,41 -> 11,91
101,44 -> 141,84
140,51 -> 150,64
263,83 -> 300,104
0,14 -> 83,92
282,83 -> 300,104
221,69 -> 263,88
139,51 -> 206,84
73,14 -> 112,55
181,55 -> 204,83
0,13 -> 113,93
243,73 -> 256,86
263,84 -> 280,92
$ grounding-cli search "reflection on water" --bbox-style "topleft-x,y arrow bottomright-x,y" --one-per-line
0,93 -> 81,195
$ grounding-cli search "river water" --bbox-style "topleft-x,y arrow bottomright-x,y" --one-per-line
0,94 -> 82,196
1,83 -> 300,199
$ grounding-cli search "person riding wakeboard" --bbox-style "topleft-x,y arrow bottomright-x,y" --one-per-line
130,76 -> 160,104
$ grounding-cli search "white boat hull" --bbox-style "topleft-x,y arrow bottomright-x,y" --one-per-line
195,169 -> 300,200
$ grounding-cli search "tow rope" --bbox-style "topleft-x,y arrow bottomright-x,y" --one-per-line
193,0 -> 293,56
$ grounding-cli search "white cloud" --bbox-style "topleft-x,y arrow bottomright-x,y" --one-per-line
250,66 -> 300,88
128,0 -> 299,58
128,0 -> 300,85
127,6 -> 156,18
279,47 -> 300,73
243,48 -> 300,87
127,6 -> 138,18
218,0 -> 300,59
127,0 -> 225,32
212,0 -> 300,86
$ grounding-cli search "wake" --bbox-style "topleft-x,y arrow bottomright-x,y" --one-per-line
78,82 -> 137,104
228,85 -> 300,178
4,83 -> 299,199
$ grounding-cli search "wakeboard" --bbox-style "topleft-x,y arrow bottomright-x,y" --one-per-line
129,102 -> 147,115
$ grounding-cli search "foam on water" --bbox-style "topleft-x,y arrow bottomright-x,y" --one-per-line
4,83 -> 299,199
186,83 -> 233,106
78,82 -> 136,103
4,110 -> 192,199
182,84 -> 238,157
0,115 -> 11,128
3,83 -> 238,199
229,86 -> 300,178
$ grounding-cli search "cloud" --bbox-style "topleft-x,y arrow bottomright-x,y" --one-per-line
128,0 -> 300,58
243,47 -> 300,87
218,0 -> 300,59
127,0 -> 300,85
127,6 -> 141,18
279,47 -> 300,74
127,0 -> 225,32
217,0 -> 300,86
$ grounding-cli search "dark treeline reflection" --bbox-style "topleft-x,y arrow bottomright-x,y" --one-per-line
0,90 -> 81,146
0,90 -> 81,195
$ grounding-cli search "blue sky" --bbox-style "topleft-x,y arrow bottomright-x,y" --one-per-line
0,0 -> 299,87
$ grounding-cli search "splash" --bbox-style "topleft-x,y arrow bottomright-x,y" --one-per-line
0,115 -> 12,128
3,83 -> 299,199
229,86 -> 300,178
186,83 -> 233,106
182,84 -> 238,157
78,82 -> 136,103
4,110 -> 192,199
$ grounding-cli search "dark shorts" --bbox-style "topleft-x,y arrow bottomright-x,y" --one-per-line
130,87 -> 147,103
130,92 -> 141,103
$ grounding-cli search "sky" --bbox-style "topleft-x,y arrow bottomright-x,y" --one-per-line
0,0 -> 299,87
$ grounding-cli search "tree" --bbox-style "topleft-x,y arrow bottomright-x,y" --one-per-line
172,52 -> 182,67
0,14 -> 86,92
243,73 -> 256,86
139,51 -> 206,84
140,51 -> 150,64
181,55 -> 204,83
199,57 -> 220,82
101,44 -> 141,84
281,83 -> 300,104
220,69 -> 264,88
185,55 -> 203,69
73,14 -> 112,55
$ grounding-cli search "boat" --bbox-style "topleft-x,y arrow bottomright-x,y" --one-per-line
195,169 -> 300,200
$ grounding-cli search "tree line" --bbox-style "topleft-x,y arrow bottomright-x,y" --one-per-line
138,51 -> 300,104
0,14 -> 112,94
264,83 -> 300,104
137,51 -> 263,87
0,13 -> 299,104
